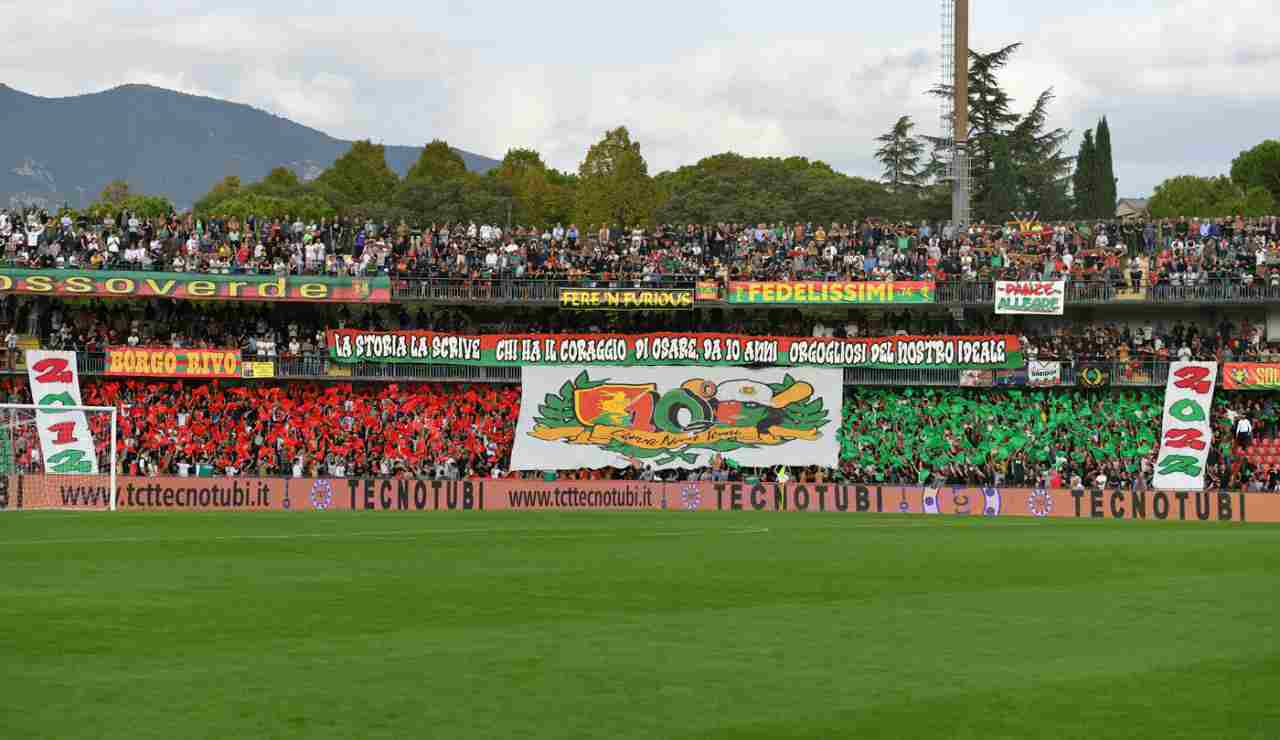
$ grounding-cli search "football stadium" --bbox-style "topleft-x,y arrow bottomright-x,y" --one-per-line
4,1 -> 1280,738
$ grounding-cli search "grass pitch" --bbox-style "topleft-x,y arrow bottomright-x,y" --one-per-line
1,513 -> 1278,739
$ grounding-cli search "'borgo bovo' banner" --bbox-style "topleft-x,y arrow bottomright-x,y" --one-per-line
510,366 -> 844,471
106,347 -> 243,378
326,330 -> 1023,370
16,476 -> 1280,522
994,280 -> 1065,315
727,281 -> 934,304
0,269 -> 391,303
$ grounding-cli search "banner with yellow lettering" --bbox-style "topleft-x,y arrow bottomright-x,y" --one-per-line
726,281 -> 934,304
510,366 -> 842,471
106,348 -> 243,378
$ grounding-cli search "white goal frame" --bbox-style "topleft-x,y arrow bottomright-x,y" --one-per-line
0,403 -> 118,511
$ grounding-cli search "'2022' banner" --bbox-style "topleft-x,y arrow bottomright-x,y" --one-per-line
510,366 -> 844,471
1153,362 -> 1217,491
25,350 -> 99,474
327,330 -> 1022,370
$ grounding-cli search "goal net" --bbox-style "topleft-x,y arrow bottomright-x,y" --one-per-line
0,403 -> 118,511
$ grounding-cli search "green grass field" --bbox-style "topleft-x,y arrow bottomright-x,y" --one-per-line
2,513 -> 1278,739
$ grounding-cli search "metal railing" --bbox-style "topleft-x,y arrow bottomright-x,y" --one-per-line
388,277 -> 1280,307
4,354 -> 1194,388
392,275 -> 700,303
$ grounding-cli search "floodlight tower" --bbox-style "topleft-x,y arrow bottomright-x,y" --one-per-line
939,0 -> 970,228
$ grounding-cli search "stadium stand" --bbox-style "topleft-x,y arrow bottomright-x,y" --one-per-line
0,378 -> 1273,491
5,207 -> 1280,287
4,207 -> 1280,493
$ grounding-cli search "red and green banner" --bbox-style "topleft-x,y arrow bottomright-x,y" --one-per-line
726,281 -> 934,304
0,269 -> 390,303
326,329 -> 1022,369
1223,363 -> 1280,390
106,348 -> 243,378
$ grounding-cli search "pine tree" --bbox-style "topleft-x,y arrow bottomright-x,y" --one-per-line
1008,89 -> 1073,219
1073,130 -> 1096,217
1094,117 -> 1117,218
874,116 -> 925,192
986,135 -> 1017,221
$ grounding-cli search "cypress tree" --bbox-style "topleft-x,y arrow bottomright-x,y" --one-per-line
1095,117 -> 1117,217
1073,130 -> 1096,217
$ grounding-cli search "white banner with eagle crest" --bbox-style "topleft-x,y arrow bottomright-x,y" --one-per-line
510,366 -> 843,471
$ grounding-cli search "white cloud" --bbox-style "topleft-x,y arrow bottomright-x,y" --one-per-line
2,0 -> 1277,194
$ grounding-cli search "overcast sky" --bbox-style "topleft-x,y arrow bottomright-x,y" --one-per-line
4,0 -> 1277,196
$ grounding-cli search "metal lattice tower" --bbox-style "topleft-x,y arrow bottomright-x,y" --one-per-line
940,0 -> 971,229
938,0 -> 954,177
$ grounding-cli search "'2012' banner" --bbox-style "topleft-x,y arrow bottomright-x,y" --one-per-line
1153,362 -> 1217,491
25,350 -> 99,474
327,330 -> 1023,370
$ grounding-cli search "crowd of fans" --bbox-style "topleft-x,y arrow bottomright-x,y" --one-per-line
6,207 -> 1280,287
0,379 -> 1276,491
5,203 -> 1280,491
10,297 -> 1273,368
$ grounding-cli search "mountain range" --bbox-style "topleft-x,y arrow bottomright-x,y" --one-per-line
0,83 -> 499,210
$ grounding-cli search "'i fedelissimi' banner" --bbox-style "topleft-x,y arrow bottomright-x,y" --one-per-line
510,366 -> 843,471
327,330 -> 1023,370
1153,362 -> 1217,491
25,350 -> 99,474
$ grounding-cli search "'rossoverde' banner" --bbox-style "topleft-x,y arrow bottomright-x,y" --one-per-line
25,350 -> 99,475
327,330 -> 1023,369
510,366 -> 843,471
0,269 -> 390,303
1153,362 -> 1217,491
994,281 -> 1065,315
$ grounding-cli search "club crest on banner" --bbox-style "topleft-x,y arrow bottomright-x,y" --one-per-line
512,367 -> 843,471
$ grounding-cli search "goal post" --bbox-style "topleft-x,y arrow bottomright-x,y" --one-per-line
0,403 -> 118,512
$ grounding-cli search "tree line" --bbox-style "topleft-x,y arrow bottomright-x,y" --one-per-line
78,42 -> 1280,227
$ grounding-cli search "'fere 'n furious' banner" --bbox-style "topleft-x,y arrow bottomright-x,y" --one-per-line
994,281 -> 1065,315
1153,362 -> 1217,491
509,366 -> 843,471
327,330 -> 1023,370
